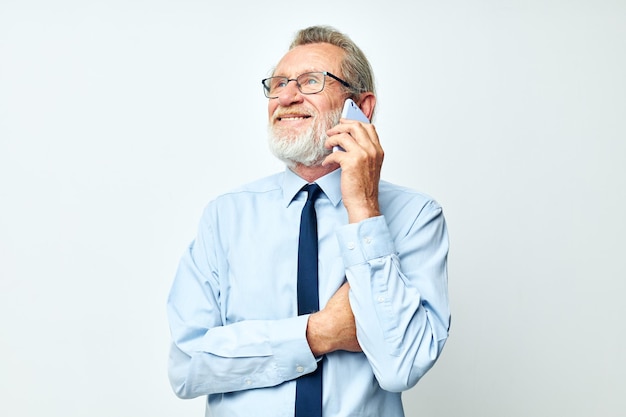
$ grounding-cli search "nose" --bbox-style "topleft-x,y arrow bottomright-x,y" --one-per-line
277,80 -> 304,107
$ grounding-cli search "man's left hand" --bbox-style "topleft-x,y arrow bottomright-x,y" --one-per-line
324,119 -> 384,223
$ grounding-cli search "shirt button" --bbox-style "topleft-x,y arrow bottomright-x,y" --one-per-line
245,378 -> 252,385
347,242 -> 355,250
377,296 -> 385,303
364,237 -> 372,244
296,366 -> 304,373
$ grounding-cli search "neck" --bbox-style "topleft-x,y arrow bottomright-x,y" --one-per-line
291,162 -> 340,183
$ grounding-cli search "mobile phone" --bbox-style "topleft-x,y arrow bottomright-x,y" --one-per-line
333,99 -> 370,152
341,98 -> 369,123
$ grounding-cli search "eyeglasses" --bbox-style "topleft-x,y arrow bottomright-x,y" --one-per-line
261,71 -> 352,99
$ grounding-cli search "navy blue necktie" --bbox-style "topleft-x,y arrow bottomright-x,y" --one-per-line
295,183 -> 323,417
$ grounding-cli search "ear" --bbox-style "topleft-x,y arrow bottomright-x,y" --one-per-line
357,93 -> 376,121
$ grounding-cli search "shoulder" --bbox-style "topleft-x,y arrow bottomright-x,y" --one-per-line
218,172 -> 284,199
201,172 -> 284,217
378,179 -> 442,214
378,180 -> 447,241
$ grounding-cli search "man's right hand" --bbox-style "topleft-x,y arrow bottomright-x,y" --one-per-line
306,282 -> 362,356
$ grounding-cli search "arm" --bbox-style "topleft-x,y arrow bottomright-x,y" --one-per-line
322,114 -> 450,392
307,208 -> 449,392
338,209 -> 450,392
167,210 -> 318,399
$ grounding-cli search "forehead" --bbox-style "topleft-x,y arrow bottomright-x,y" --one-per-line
274,43 -> 345,76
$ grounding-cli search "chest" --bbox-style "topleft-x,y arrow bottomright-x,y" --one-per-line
214,197 -> 349,323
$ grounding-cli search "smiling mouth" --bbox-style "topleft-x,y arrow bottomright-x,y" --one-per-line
277,115 -> 311,121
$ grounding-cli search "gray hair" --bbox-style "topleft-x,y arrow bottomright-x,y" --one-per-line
289,25 -> 376,99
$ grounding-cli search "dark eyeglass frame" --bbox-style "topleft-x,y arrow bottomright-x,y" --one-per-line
261,71 -> 353,99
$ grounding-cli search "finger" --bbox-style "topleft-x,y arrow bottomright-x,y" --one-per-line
329,121 -> 380,150
326,118 -> 362,136
324,132 -> 357,153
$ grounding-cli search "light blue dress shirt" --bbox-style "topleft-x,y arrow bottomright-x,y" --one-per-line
167,168 -> 450,417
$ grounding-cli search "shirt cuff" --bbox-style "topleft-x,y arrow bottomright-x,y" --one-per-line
270,315 -> 318,380
336,215 -> 397,267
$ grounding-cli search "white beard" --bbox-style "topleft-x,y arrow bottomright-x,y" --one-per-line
267,108 -> 342,168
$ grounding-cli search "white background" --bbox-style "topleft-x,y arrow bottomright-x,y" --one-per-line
1,1 -> 625,416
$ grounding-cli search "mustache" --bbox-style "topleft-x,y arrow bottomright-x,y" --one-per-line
271,107 -> 316,121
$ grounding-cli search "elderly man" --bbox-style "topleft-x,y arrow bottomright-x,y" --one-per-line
167,25 -> 450,417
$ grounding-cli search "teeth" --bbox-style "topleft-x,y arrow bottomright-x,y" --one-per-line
280,116 -> 308,121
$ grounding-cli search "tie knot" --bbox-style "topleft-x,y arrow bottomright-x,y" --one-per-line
302,183 -> 322,203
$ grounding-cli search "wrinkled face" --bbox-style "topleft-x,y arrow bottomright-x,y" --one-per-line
267,43 -> 348,167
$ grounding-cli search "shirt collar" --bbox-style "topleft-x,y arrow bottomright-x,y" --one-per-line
282,167 -> 343,208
